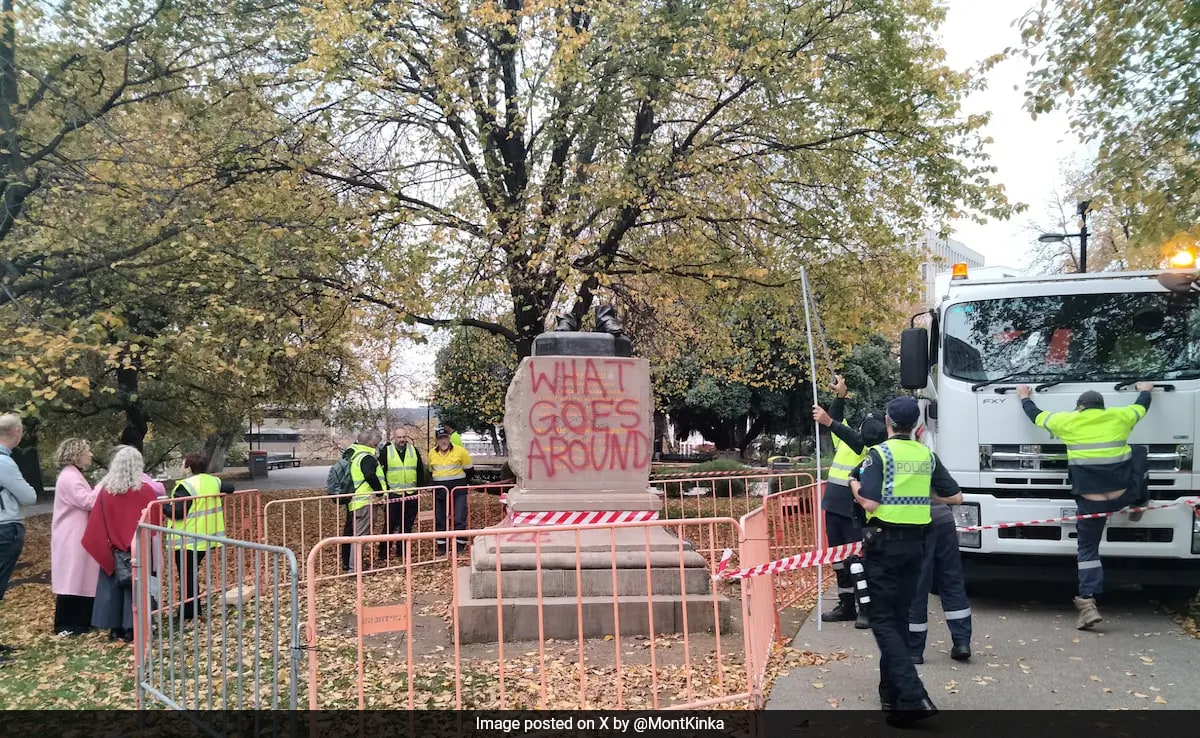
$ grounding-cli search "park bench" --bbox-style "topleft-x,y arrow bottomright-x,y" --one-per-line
265,453 -> 301,470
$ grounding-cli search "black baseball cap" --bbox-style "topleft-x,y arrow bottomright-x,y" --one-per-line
1076,390 -> 1105,410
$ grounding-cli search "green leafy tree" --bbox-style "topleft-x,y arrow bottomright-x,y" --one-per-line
0,89 -> 362,474
431,326 -> 518,453
296,0 -> 1010,359
1021,0 -> 1200,249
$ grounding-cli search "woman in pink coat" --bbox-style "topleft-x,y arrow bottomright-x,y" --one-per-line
50,438 -> 98,635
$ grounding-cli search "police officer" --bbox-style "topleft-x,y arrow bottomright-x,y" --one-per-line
812,375 -> 887,628
908,493 -> 972,663
1016,383 -> 1153,629
849,396 -> 962,726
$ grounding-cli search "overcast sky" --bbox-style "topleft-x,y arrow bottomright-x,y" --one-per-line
939,0 -> 1088,269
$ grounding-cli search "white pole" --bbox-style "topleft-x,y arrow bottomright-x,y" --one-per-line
800,266 -> 825,632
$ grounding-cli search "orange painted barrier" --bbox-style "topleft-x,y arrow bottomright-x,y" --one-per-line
303,518 -> 752,710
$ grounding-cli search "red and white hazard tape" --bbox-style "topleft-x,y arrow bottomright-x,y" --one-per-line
956,497 -> 1200,532
714,498 -> 1200,581
508,510 -> 660,527
650,469 -> 802,479
714,542 -> 863,581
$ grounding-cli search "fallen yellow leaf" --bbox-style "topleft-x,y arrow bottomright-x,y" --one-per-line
1139,656 -> 1154,665
1155,696 -> 1167,704
812,682 -> 824,689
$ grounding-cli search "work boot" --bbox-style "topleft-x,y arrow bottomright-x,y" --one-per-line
822,594 -> 856,622
1074,596 -> 1102,630
886,697 -> 938,727
854,605 -> 871,630
951,643 -> 972,661
878,684 -> 896,712
554,313 -> 579,331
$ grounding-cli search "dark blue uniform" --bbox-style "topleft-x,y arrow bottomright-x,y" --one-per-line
908,502 -> 972,662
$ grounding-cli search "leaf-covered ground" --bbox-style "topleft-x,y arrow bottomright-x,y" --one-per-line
0,495 -> 807,710
0,515 -> 139,708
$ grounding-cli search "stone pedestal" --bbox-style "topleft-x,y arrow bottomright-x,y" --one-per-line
455,326 -> 730,643
455,527 -> 736,643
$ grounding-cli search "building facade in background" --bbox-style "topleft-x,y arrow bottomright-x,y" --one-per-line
917,231 -> 985,304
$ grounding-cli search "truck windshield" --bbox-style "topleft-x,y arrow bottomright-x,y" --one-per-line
942,291 -> 1200,382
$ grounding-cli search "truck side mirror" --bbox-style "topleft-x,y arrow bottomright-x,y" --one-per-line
900,327 -> 929,389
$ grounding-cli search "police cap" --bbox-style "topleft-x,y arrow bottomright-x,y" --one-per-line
885,396 -> 921,428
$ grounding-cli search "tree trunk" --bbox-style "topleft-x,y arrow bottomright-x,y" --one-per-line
202,429 -> 240,473
488,426 -> 501,455
741,416 -> 766,458
13,416 -> 44,495
117,366 -> 149,452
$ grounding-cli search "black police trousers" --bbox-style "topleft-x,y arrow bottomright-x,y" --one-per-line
825,510 -> 862,596
864,525 -> 930,708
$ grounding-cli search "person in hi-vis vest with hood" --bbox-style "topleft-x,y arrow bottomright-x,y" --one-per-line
164,453 -> 234,620
812,374 -> 888,628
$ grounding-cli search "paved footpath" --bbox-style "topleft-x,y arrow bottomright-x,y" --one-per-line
766,582 -> 1200,712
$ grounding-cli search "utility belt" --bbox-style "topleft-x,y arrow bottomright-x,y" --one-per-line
862,521 -> 929,543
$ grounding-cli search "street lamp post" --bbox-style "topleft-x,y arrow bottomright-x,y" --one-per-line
1038,199 -> 1092,273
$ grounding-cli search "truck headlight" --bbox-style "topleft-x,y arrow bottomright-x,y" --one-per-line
954,502 -> 981,549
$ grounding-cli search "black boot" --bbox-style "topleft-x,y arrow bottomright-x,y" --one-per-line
594,305 -> 627,336
854,604 -> 871,630
554,313 -> 579,331
822,593 -> 856,622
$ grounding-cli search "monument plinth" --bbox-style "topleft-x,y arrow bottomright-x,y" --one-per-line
455,313 -> 734,643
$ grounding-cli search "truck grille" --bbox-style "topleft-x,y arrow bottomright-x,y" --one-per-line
980,443 -> 1190,473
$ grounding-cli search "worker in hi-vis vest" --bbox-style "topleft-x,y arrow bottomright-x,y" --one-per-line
345,429 -> 385,572
376,426 -> 426,561
1016,383 -> 1153,629
428,426 -> 473,555
164,452 -> 234,620
812,374 -> 888,629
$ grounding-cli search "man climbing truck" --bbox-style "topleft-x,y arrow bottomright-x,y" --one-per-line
898,263 -> 1200,597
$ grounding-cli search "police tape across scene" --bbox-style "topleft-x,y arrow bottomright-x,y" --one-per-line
713,497 -> 1200,581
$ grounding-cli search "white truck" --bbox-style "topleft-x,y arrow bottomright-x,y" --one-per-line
901,264 -> 1200,593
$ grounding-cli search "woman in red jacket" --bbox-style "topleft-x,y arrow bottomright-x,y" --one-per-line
81,446 -> 161,643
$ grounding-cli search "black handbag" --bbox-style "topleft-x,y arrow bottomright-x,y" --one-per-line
112,549 -> 133,587
100,493 -> 134,588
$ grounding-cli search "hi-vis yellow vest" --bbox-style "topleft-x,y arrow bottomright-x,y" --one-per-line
828,435 -> 867,487
867,439 -> 933,526
384,443 -> 418,490
167,473 -> 226,551
1034,405 -> 1145,467
347,444 -> 378,512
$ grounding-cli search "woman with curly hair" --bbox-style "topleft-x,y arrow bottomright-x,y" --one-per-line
81,446 -> 161,643
50,438 -> 98,635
